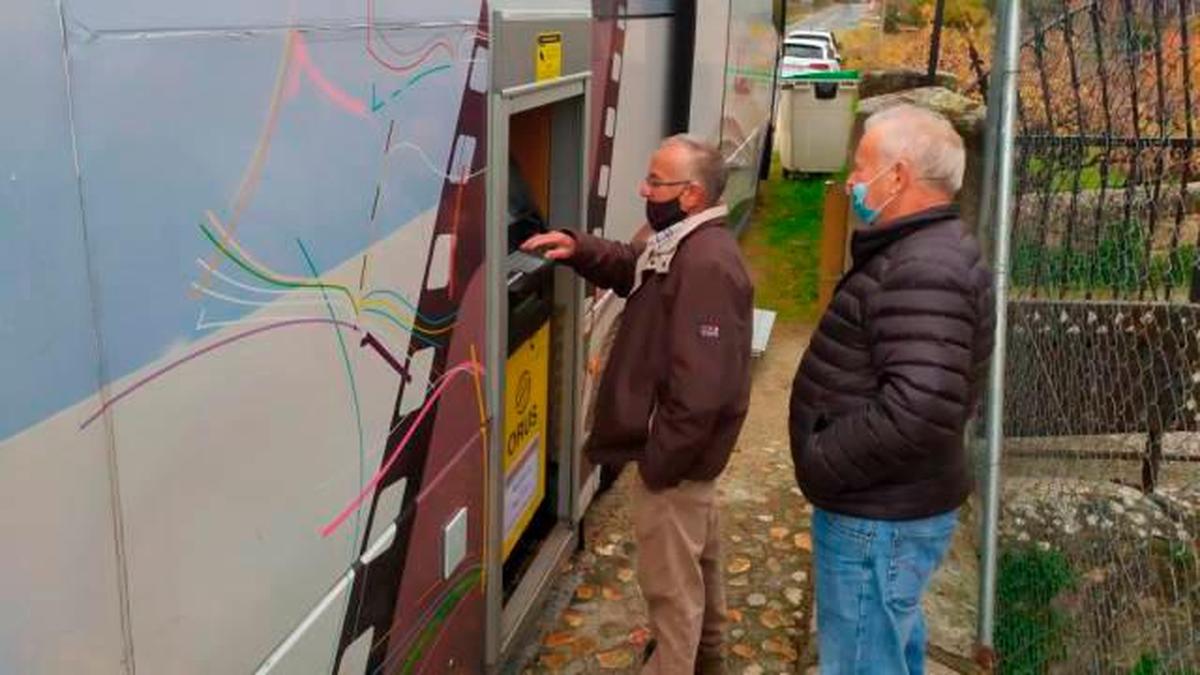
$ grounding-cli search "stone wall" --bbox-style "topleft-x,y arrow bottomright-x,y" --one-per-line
857,68 -> 960,100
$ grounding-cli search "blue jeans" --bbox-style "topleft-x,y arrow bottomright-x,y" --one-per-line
812,507 -> 958,675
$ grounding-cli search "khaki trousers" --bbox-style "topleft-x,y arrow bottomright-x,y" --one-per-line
632,474 -> 726,675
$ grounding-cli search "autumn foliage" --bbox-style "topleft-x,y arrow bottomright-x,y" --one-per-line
838,8 -> 993,97
1017,2 -> 1198,138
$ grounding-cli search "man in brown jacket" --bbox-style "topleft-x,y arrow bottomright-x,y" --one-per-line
523,135 -> 753,675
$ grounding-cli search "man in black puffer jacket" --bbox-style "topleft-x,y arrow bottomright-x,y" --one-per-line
789,105 -> 994,675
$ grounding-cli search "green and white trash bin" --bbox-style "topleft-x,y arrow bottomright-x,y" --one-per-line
777,70 -> 859,179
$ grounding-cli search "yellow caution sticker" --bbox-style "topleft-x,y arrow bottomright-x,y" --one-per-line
535,32 -> 563,82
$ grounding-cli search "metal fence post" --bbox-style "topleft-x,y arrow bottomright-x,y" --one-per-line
927,0 -> 948,84
977,0 -> 1021,661
976,1 -> 1008,262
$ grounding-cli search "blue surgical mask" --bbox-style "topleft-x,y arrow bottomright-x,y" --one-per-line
849,165 -> 897,226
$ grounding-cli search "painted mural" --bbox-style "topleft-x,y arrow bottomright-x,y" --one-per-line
2,1 -> 491,672
1,0 -> 777,671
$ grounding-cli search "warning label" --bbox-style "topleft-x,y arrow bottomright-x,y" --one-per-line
535,32 -> 563,82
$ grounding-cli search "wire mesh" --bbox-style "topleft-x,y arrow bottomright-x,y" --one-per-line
995,0 -> 1200,671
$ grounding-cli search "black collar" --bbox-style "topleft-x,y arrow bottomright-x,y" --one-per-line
833,204 -> 961,295
849,204 -> 961,267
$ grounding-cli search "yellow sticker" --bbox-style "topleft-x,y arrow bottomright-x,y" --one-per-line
501,322 -> 551,559
535,32 -> 563,82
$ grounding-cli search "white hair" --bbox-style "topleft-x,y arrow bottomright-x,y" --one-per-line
661,133 -> 728,206
864,104 -> 966,196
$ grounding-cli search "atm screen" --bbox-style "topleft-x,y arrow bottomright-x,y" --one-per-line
507,156 -> 546,253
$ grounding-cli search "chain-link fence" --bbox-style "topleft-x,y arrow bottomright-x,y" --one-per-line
992,1 -> 1200,671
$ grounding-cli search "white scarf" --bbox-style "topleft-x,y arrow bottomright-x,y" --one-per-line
630,204 -> 729,295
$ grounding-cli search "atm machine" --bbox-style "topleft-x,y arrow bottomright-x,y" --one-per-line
484,11 -> 591,667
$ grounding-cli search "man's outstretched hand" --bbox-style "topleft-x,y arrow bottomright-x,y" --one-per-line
521,231 -> 577,261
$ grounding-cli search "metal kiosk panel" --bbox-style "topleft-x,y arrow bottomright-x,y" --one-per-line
485,10 -> 590,667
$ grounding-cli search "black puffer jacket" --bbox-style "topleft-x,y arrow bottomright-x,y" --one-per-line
789,205 -> 995,520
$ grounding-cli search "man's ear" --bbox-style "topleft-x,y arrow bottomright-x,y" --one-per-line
893,160 -> 913,193
682,184 -> 707,212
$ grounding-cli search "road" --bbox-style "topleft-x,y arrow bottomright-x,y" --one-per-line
788,1 -> 874,33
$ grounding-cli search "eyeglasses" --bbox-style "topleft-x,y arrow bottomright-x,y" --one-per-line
643,176 -> 692,189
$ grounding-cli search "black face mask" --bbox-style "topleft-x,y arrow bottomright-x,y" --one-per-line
645,196 -> 688,232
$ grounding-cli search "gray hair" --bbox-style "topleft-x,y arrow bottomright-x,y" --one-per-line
662,133 -> 728,206
864,104 -> 965,196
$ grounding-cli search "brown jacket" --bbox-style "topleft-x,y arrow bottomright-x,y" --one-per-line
567,215 -> 753,491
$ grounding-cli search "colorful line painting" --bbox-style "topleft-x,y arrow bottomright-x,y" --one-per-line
319,360 -> 485,538
390,565 -> 484,675
286,34 -> 370,118
298,237 -> 368,547
361,333 -> 413,380
199,217 -> 456,341
78,317 -> 362,431
196,30 -> 297,295
85,213 -> 465,432
363,0 -> 475,74
200,215 -> 361,313
0,0 -> 501,668
371,63 -> 454,114
195,29 -> 370,298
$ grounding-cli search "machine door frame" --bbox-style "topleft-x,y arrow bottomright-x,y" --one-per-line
484,10 -> 591,667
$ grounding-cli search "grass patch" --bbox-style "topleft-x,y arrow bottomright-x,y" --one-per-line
1132,652 -> 1199,675
1010,218 -> 1197,296
996,546 -> 1078,674
743,156 -> 828,322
